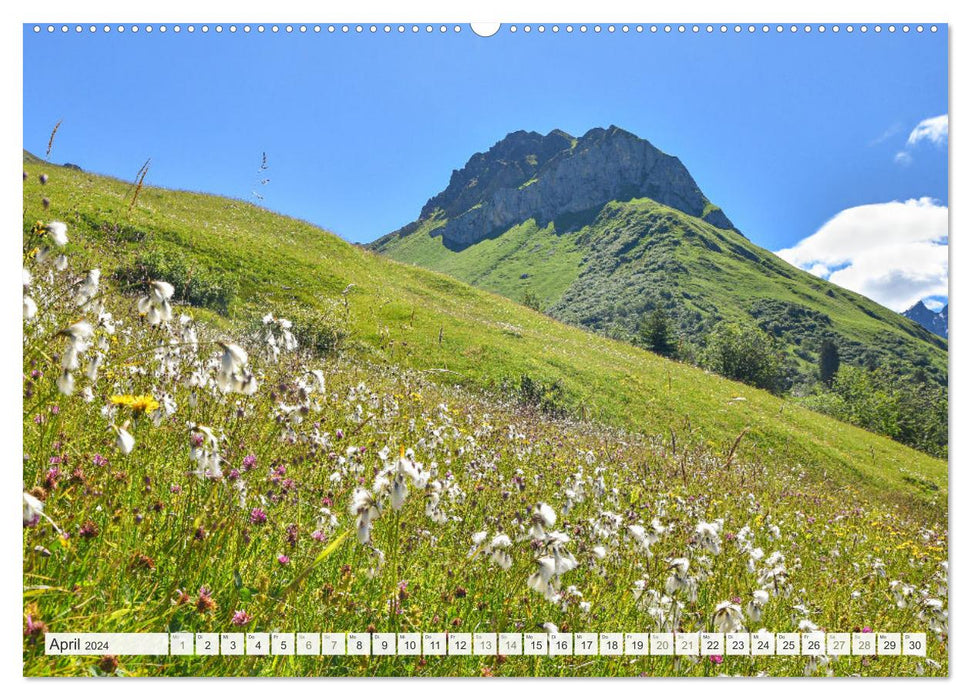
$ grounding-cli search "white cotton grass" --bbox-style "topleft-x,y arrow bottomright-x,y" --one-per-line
804,653 -> 831,677
189,424 -> 223,479
530,502 -> 556,539
76,268 -> 101,307
694,520 -> 722,555
111,423 -> 135,455
746,589 -> 770,622
427,476 -> 456,525
23,267 -> 38,320
351,487 -> 382,544
56,321 -> 95,395
488,533 -> 513,569
56,370 -> 75,396
262,313 -> 298,362
23,491 -> 64,535
527,556 -> 557,598
633,585 -> 684,631
468,531 -> 514,570
712,600 -> 745,633
23,492 -> 44,526
390,473 -> 408,510
746,546 -> 765,573
305,369 -> 326,394
918,597 -> 948,638
61,346 -> 81,372
60,320 -> 94,343
665,557 -> 699,601
137,280 -> 175,325
547,530 -> 577,575
890,580 -> 915,608
387,448 -> 428,511
523,502 -> 578,601
756,550 -> 791,595
85,353 -> 103,383
35,222 -> 70,270
47,221 -> 69,247
628,518 -> 665,555
216,340 -> 258,394
97,309 -> 117,336
23,296 -> 38,320
798,618 -> 819,633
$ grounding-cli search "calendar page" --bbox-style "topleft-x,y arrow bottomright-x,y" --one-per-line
21,10 -> 949,680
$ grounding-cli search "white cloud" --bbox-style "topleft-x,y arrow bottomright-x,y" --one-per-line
906,114 -> 948,147
807,263 -> 831,279
869,123 -> 902,146
776,198 -> 948,312
894,114 -> 948,165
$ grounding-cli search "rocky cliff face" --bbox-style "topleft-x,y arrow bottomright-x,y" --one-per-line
416,126 -> 734,249
903,300 -> 948,338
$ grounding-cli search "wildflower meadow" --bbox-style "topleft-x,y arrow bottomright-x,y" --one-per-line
22,165 -> 948,677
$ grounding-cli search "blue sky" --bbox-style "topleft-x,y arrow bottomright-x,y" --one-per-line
23,24 -> 948,310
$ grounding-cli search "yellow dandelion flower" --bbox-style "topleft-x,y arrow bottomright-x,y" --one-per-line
110,394 -> 160,414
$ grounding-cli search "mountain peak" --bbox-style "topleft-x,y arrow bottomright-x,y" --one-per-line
903,300 -> 948,338
586,124 -> 637,140
417,126 -> 734,249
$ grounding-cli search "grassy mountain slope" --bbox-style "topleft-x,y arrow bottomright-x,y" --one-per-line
373,198 -> 947,387
22,157 -> 945,514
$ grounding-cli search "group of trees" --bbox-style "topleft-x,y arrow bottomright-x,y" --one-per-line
633,308 -> 947,458
803,364 -> 948,458
636,310 -> 786,393
818,338 -> 840,386
637,309 -> 677,357
698,322 -> 788,393
521,288 -> 543,312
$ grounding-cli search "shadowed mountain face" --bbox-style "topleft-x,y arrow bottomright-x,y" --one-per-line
406,126 -> 733,250
904,301 -> 948,338
371,127 -> 947,389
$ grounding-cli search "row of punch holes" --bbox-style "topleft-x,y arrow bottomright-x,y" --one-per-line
32,24 -> 940,36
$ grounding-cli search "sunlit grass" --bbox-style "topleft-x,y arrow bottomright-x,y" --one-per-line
22,162 -> 947,677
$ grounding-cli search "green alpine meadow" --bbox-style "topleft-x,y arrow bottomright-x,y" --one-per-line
22,148 -> 947,678
373,127 -> 948,459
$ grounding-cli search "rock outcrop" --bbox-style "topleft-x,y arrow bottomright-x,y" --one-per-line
417,125 -> 734,249
903,300 -> 948,338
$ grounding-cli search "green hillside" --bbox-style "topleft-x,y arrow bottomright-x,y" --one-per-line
22,157 -> 945,514
373,198 -> 947,389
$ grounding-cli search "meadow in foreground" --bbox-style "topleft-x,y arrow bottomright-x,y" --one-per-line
22,172 -> 948,677
20,155 -> 947,513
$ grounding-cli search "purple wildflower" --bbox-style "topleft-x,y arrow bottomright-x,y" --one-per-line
231,610 -> 252,626
250,507 -> 267,525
